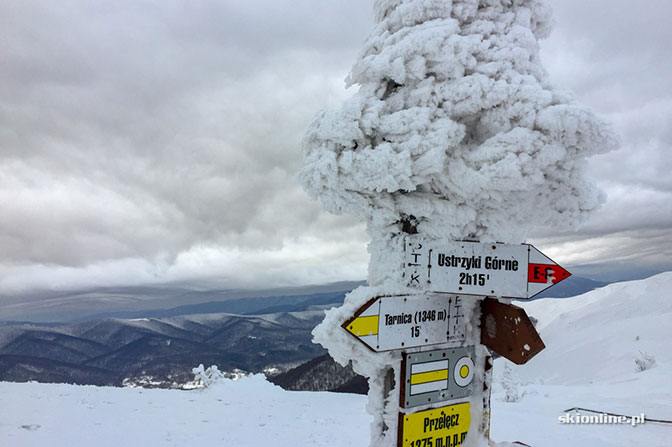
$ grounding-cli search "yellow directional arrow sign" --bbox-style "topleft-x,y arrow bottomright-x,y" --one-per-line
342,294 -> 467,352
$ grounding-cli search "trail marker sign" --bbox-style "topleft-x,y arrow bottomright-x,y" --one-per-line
342,294 -> 467,352
400,347 -> 476,409
404,240 -> 571,299
398,402 -> 471,447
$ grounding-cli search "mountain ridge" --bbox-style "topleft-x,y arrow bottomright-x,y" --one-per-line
0,276 -> 612,390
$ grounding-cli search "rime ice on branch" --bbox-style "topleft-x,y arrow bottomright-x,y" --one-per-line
299,0 -> 617,272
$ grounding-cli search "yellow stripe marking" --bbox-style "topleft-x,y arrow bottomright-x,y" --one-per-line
411,369 -> 449,385
347,315 -> 379,337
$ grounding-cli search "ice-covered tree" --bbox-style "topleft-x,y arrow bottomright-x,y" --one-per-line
192,364 -> 225,388
299,0 -> 617,285
302,2 -> 617,445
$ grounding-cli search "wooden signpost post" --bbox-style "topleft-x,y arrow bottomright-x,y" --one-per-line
300,0 -> 612,444
342,238 -> 570,446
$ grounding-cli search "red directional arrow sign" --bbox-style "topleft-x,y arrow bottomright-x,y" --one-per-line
404,239 -> 571,299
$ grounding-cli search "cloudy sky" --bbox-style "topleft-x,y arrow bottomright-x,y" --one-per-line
1,0 -> 670,299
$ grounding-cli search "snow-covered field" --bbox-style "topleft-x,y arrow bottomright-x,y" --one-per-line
0,376 -> 368,446
490,272 -> 672,446
2,273 -> 671,446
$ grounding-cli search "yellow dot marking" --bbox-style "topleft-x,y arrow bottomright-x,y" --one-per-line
460,365 -> 470,379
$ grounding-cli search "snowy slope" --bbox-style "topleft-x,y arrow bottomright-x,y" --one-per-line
2,274 -> 671,447
0,376 -> 368,447
490,272 -> 672,446
511,272 -> 672,384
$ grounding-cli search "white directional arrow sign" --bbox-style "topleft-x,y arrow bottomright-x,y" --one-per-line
342,294 -> 467,352
404,239 -> 571,299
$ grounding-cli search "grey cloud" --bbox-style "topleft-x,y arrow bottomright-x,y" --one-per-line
530,0 -> 672,246
0,0 -> 370,270
0,0 -> 670,296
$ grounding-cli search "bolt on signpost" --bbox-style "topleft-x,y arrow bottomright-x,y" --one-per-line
299,1 -> 616,445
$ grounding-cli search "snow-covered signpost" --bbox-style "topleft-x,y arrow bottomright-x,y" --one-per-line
300,0 -> 616,445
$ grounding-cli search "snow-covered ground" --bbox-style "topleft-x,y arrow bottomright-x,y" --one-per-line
0,376 -> 368,446
490,272 -> 672,446
2,273 -> 671,446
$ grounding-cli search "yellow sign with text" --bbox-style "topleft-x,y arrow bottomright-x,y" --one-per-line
400,402 -> 470,447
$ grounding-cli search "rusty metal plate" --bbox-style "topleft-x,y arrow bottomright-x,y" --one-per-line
480,298 -> 545,365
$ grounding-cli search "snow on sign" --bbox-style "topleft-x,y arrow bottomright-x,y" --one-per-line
404,239 -> 571,299
342,295 -> 467,352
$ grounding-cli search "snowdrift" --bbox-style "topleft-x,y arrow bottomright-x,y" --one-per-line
510,272 -> 672,385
